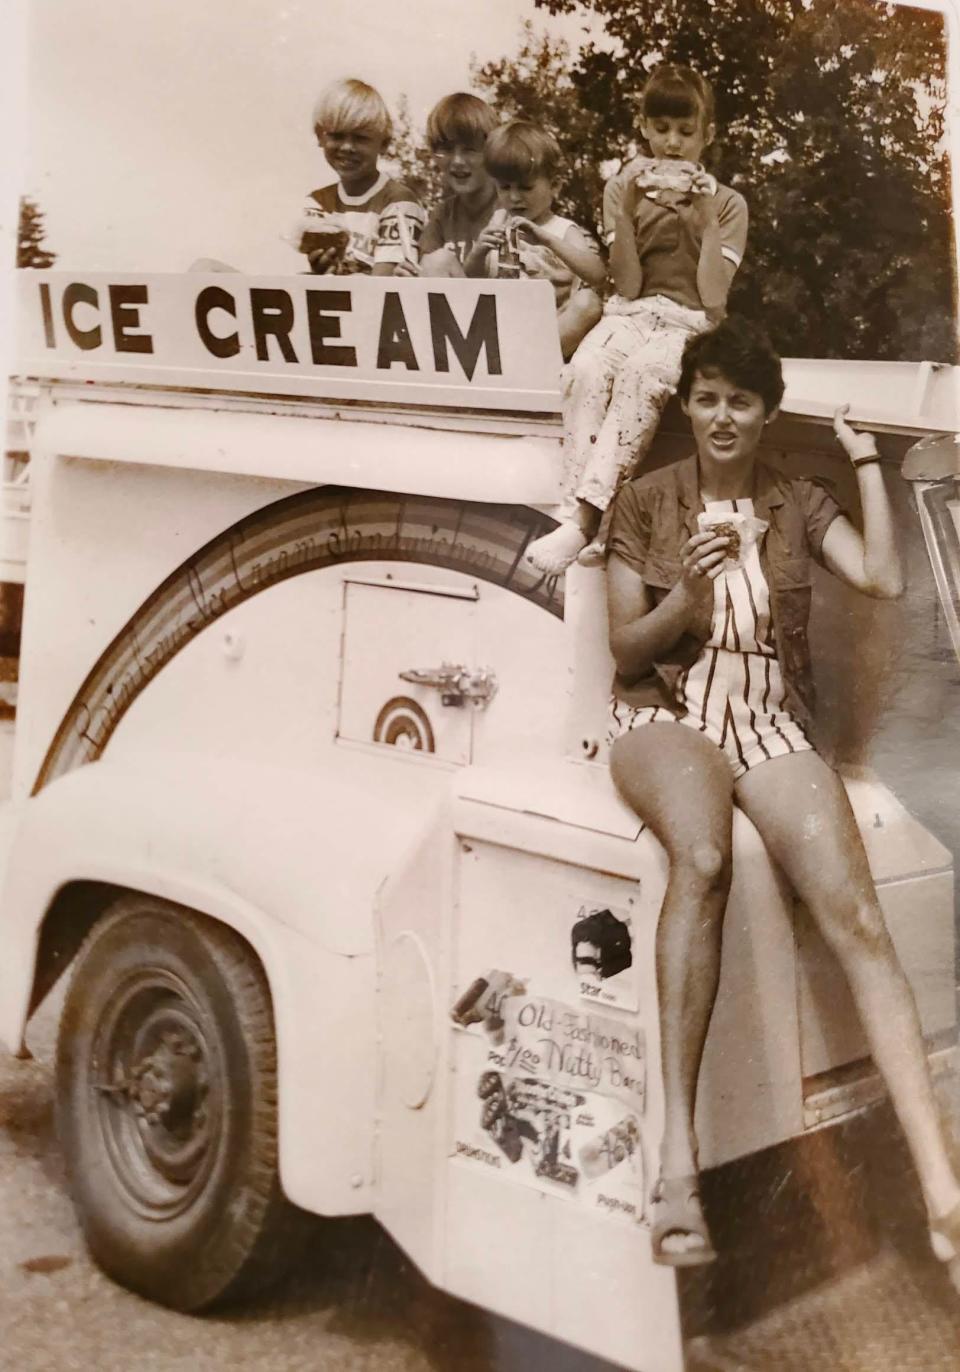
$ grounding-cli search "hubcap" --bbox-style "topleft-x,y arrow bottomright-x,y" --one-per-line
92,971 -> 224,1219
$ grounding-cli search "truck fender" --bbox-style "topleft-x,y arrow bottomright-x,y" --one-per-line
0,761 -> 378,1215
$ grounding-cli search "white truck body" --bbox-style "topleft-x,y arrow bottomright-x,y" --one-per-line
2,271 -> 957,1371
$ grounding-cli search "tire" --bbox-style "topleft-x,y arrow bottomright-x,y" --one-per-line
55,894 -> 297,1311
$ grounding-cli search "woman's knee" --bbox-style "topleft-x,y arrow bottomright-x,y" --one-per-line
819,898 -> 894,962
670,839 -> 733,900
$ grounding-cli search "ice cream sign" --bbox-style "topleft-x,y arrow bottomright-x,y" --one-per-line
16,272 -> 564,414
453,975 -> 646,1111
494,994 -> 646,1110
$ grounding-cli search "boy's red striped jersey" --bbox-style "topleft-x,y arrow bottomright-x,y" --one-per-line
301,172 -> 425,271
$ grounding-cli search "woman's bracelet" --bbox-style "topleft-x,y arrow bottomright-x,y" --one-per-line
851,453 -> 881,469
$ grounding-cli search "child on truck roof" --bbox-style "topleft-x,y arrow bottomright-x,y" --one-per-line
295,78 -> 426,277
463,121 -> 605,362
524,65 -> 748,574
399,93 -> 501,278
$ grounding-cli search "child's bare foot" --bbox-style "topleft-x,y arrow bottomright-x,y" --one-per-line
576,538 -> 606,568
525,521 -> 589,574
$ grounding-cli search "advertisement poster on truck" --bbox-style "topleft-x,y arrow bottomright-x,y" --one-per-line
452,986 -> 648,1221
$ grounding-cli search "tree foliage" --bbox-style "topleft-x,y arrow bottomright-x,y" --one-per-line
17,197 -> 56,269
472,25 -> 611,245
397,1 -> 955,361
533,0 -> 954,360
390,96 -> 446,206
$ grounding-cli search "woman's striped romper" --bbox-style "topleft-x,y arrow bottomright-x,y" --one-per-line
607,498 -> 812,780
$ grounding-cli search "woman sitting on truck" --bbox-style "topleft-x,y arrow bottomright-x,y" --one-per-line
605,315 -> 960,1276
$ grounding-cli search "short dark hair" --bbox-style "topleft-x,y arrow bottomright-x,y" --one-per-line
426,93 -> 498,152
640,63 -> 715,131
484,121 -> 560,183
677,317 -> 785,415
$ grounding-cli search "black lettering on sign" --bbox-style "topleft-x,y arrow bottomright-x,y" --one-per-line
109,284 -> 153,354
39,282 -> 56,348
306,290 -> 357,367
195,286 -> 240,358
428,293 -> 501,380
251,288 -> 298,363
63,282 -> 102,351
376,293 -> 418,371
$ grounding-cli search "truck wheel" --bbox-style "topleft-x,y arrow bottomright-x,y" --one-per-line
55,895 -> 296,1311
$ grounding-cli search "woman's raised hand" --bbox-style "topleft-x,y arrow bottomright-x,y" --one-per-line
833,403 -> 879,464
677,530 -> 731,601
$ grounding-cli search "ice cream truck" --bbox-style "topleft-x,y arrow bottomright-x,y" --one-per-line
1,271 -> 958,1371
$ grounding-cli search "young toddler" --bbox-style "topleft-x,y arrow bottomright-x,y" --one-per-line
525,65 -> 748,574
295,78 -> 425,276
463,121 -> 605,362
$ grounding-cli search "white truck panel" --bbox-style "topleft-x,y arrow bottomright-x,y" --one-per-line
32,398 -> 561,503
15,440 -> 306,799
4,271 -> 957,1360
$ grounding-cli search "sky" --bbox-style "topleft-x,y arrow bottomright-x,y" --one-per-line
17,0 -> 608,273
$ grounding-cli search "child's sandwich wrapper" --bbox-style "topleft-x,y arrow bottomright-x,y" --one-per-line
633,156 -> 699,195
697,510 -> 768,571
286,208 -> 351,259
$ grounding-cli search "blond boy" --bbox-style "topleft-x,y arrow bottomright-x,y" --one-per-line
296,78 -> 425,276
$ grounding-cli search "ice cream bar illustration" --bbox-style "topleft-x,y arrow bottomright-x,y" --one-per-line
451,969 -> 526,1042
476,1071 -> 580,1180
579,1115 -> 641,1181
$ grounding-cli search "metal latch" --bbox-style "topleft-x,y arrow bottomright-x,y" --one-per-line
399,663 -> 498,709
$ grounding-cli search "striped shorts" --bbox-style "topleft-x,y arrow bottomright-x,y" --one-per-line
607,648 -> 811,781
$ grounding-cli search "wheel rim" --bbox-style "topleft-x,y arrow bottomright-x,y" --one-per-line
91,968 -> 225,1220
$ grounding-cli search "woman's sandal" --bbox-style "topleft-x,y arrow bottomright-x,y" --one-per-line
650,1175 -> 717,1268
930,1199 -> 960,1263
929,1201 -> 960,1294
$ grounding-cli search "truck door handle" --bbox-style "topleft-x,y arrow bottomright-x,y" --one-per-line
398,663 -> 498,709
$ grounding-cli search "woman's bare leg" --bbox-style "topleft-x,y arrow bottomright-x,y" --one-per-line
735,750 -> 960,1222
610,724 -> 734,1211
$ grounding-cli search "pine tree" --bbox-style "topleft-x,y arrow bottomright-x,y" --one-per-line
17,197 -> 56,269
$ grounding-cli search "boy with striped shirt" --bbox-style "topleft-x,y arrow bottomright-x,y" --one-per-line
295,78 -> 425,276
